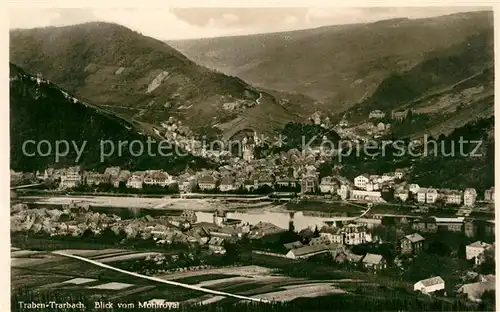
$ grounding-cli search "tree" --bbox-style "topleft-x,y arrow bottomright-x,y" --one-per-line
478,289 -> 495,311
427,239 -> 451,256
100,227 -> 116,243
223,240 -> 243,262
479,247 -> 495,275
434,198 -> 446,209
168,183 -> 179,194
313,226 -> 320,238
118,181 -> 127,190
381,188 -> 395,203
82,228 -> 94,240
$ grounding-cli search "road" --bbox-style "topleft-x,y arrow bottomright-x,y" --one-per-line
256,93 -> 263,105
339,201 -> 372,220
11,183 -> 43,190
52,251 -> 270,303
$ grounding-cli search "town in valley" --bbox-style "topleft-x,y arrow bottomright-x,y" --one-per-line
9,6 -> 496,312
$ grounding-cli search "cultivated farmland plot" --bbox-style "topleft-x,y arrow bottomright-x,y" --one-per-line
11,249 -> 377,305
158,265 -> 369,302
98,252 -> 161,263
250,283 -> 346,302
56,249 -> 132,258
159,265 -> 279,280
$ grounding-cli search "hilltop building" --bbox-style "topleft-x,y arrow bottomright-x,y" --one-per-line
369,110 -> 386,119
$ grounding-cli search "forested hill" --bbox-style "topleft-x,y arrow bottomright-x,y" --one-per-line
10,63 -> 213,173
335,116 -> 494,193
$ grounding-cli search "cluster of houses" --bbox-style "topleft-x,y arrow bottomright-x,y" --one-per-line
402,233 -> 495,298
351,171 -> 493,207
33,163 -> 320,194
285,223 -> 373,258
280,222 -> 495,299
30,165 -> 495,210
314,170 -> 404,202
283,223 -> 381,271
36,166 -> 178,190
314,170 -> 404,203
10,204 -> 287,256
369,109 -> 411,121
414,187 -> 483,207
286,243 -> 388,273
284,243 -> 387,273
400,231 -> 494,266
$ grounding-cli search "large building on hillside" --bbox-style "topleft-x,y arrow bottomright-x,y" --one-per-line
484,187 -> 495,202
464,188 -> 477,207
198,175 -> 217,191
400,233 -> 425,255
466,241 -> 493,265
369,110 -> 386,119
301,175 -> 319,194
350,190 -> 384,202
59,166 -> 82,189
354,174 -> 370,189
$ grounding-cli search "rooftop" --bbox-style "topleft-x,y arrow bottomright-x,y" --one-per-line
362,253 -> 384,265
417,276 -> 445,287
198,176 -> 216,184
283,241 -> 303,249
434,217 -> 464,223
468,241 -> 492,249
208,236 -> 225,246
289,244 -> 329,257
220,177 -> 235,185
404,233 -> 425,243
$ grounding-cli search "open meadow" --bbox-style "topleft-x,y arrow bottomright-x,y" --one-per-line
11,247 -> 385,306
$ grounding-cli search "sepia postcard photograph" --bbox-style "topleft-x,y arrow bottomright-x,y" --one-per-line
7,2 -> 497,311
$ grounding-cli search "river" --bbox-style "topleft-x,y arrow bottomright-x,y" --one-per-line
196,211 -> 381,231
17,195 -> 382,231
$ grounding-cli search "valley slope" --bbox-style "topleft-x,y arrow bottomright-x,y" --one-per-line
9,22 -> 305,139
169,11 -> 493,114
10,63 -> 213,172
348,30 -> 494,138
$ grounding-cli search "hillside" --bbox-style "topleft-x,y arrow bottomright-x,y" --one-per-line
337,116 -> 494,193
168,11 -> 493,112
348,30 -> 494,138
9,22 -> 304,139
10,63 -> 213,172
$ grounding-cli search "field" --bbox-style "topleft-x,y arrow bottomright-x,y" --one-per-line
11,246 -> 472,311
11,247 -> 385,306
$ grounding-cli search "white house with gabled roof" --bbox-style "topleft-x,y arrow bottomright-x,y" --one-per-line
466,241 -> 493,265
354,174 -> 370,189
414,276 -> 445,294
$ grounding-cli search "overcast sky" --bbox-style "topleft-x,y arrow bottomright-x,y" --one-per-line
8,7 -> 491,40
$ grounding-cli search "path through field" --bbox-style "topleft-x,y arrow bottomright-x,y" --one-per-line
51,251 -> 270,303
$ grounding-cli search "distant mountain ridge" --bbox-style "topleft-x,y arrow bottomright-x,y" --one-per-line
348,30 -> 494,138
168,11 -> 493,112
9,22 -> 305,140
